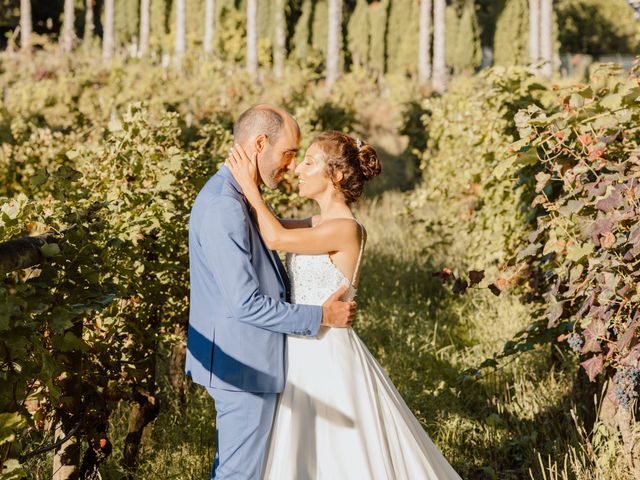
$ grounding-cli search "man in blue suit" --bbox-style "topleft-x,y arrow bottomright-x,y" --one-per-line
186,104 -> 356,479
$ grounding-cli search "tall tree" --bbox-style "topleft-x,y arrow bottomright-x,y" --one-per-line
60,0 -> 76,53
312,0 -> 329,55
84,0 -> 94,44
204,0 -> 216,57
246,0 -> 258,74
273,0 -> 286,77
347,0 -> 370,69
432,0 -> 446,93
326,0 -> 342,89
493,0 -> 529,66
139,0 -> 150,57
175,0 -> 186,67
418,0 -> 432,85
20,0 -> 32,52
529,0 -> 540,74
448,0 -> 481,75
540,0 -> 553,78
293,0 -> 313,60
369,0 -> 389,77
388,0 -> 420,75
103,0 -> 115,61
557,0 -> 640,55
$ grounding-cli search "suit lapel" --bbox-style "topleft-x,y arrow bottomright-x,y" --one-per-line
250,208 -> 287,293
218,166 -> 287,292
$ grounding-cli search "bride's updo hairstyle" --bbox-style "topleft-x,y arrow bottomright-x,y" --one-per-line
312,131 -> 381,204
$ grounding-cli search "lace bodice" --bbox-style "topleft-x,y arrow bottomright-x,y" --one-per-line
285,221 -> 364,306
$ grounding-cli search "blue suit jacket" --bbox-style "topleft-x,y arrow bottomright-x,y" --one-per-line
185,166 -> 322,393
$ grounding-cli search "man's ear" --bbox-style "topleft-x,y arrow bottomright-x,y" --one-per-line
255,134 -> 267,154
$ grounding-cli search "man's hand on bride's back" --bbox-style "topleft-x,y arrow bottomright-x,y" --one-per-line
321,285 -> 356,328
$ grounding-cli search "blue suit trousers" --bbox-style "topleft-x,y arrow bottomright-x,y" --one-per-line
206,386 -> 278,479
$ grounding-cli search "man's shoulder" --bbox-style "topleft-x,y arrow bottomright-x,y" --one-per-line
196,172 -> 244,205
191,172 -> 248,231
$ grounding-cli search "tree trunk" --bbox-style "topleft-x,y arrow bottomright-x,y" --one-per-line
52,322 -> 83,480
432,0 -> 446,93
246,0 -> 258,75
539,0 -> 553,79
174,0 -> 186,69
121,309 -> 162,475
102,0 -> 115,61
273,0 -> 286,78
61,0 -> 76,53
326,0 -> 342,90
203,0 -> 216,58
528,0 -> 540,75
169,325 -> 187,405
84,0 -> 94,44
20,0 -> 32,52
139,0 -> 150,57
418,0 -> 431,86
121,387 -> 159,474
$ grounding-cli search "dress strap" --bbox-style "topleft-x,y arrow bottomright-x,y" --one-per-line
351,221 -> 365,285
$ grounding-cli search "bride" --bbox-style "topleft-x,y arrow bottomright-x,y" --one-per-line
226,131 -> 461,480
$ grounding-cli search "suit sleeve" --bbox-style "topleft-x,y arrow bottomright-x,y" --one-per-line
199,194 -> 322,336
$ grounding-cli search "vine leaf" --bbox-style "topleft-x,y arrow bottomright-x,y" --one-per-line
596,188 -> 624,212
469,270 -> 485,286
616,315 -> 640,352
566,242 -> 594,262
517,242 -> 541,261
545,301 -> 564,328
0,412 -> 26,444
581,354 -> 604,382
619,344 -> 640,368
582,319 -> 606,353
535,172 -> 551,193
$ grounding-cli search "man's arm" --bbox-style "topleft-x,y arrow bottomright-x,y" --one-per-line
200,195 -> 322,335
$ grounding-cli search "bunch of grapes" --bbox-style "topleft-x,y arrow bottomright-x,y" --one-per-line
613,367 -> 640,410
566,332 -> 583,353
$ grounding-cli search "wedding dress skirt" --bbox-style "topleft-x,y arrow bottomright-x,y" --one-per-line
262,250 -> 461,479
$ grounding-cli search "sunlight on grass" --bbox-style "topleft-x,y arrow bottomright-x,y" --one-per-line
93,191 -> 634,479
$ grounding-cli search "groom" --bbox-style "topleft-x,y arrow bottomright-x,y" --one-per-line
185,104 -> 356,479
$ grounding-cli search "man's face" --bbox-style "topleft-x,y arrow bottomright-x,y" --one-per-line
257,121 -> 300,189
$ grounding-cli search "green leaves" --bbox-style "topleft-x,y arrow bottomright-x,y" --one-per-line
39,242 -> 60,258
600,93 -> 623,110
30,170 -> 49,188
504,60 -> 640,386
565,242 -> 594,262
0,412 -> 26,445
0,459 -> 27,480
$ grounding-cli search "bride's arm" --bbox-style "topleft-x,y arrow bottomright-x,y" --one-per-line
227,146 -> 356,255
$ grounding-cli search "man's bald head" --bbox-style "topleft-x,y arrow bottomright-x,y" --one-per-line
233,104 -> 298,145
231,104 -> 301,190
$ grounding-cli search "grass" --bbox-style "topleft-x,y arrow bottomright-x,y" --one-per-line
19,183 -> 634,479
80,190 -> 632,480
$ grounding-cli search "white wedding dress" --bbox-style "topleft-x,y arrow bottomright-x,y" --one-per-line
262,223 -> 461,479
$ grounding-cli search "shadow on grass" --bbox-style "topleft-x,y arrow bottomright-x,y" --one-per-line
103,222 -> 586,479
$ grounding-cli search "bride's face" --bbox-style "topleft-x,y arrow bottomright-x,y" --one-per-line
295,143 -> 334,199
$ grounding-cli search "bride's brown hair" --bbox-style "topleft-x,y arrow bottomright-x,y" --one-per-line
311,131 -> 381,204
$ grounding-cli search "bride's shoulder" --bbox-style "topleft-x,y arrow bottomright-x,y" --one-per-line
319,217 -> 364,242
